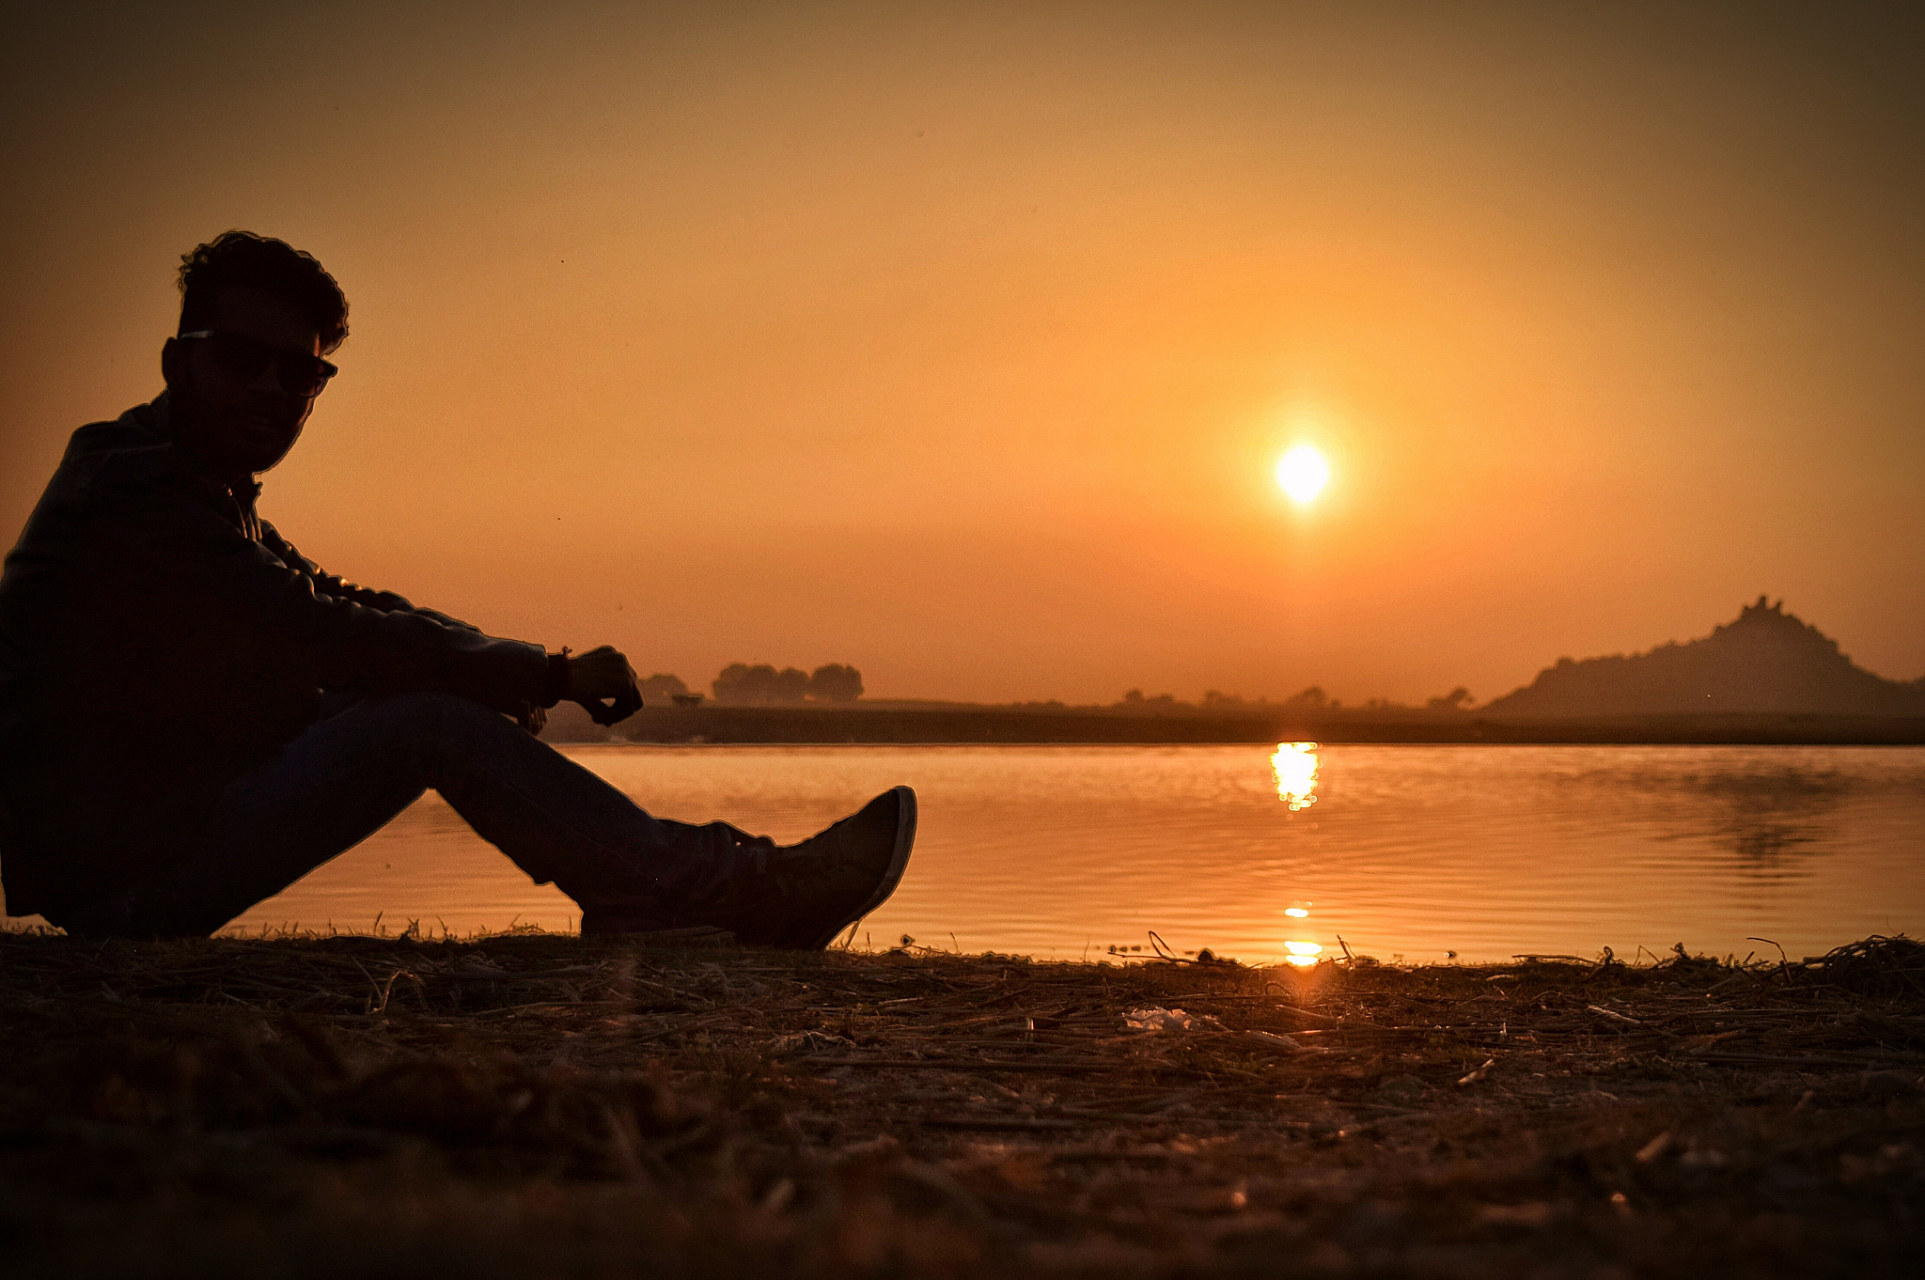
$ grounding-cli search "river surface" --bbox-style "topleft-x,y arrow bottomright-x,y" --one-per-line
196,743 -> 1925,965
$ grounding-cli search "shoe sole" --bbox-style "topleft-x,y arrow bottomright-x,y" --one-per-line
802,784 -> 917,950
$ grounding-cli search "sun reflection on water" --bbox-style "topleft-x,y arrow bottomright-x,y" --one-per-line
1282,939 -> 1324,968
1270,745 -> 1322,963
1271,741 -> 1320,811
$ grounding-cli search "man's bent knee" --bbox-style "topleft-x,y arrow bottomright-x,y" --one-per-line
358,691 -> 521,745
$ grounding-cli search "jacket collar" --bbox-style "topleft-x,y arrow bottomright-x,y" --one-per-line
126,391 -> 175,442
128,392 -> 264,507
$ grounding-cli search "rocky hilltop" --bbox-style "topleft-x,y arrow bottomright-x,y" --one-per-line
1483,597 -> 1925,718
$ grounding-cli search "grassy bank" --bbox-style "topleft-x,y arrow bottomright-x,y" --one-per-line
545,702 -> 1925,746
2,930 -> 1920,1277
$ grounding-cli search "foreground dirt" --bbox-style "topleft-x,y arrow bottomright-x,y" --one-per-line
1,930 -> 1920,1278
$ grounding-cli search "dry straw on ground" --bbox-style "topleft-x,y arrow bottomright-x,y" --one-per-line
1,927 -> 1920,1277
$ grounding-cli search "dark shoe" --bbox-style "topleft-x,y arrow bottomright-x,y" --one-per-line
706,786 -> 917,949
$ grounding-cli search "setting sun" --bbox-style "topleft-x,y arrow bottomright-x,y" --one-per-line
1276,445 -> 1330,504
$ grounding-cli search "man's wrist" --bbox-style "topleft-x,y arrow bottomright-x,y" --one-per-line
544,652 -> 572,707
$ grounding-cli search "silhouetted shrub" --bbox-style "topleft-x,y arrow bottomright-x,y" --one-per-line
713,664 -> 772,704
640,673 -> 687,703
712,664 -> 811,705
808,663 -> 863,702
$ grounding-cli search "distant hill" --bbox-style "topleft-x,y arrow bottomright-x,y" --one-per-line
1482,598 -> 1925,718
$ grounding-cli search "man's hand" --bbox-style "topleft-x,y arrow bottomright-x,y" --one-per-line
567,645 -> 643,725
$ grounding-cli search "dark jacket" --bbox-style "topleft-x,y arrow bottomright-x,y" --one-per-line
0,395 -> 556,919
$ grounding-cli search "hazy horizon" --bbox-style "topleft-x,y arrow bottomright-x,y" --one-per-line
5,1 -> 1922,705
544,593 -> 1925,710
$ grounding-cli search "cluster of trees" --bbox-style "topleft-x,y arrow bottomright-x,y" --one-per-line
639,673 -> 691,702
711,662 -> 864,705
622,664 -> 865,707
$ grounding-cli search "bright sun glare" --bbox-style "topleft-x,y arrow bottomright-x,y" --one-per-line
1270,741 -> 1320,811
1275,445 -> 1329,504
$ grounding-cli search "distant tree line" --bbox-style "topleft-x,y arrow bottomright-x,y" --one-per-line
710,662 -> 864,705
619,669 -> 1476,716
1112,684 -> 1476,714
616,664 -> 867,707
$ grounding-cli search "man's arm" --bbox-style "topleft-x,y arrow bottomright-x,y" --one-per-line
258,521 -> 482,633
115,483 -> 555,715
253,519 -> 593,730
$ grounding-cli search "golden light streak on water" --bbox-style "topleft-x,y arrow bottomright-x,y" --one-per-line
1271,741 -> 1320,811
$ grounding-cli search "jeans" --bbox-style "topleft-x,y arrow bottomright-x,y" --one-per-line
59,692 -> 765,937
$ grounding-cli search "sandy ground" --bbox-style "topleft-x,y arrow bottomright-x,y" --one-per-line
1,929 -> 1920,1278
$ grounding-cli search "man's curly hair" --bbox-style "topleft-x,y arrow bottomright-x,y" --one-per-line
177,231 -> 349,354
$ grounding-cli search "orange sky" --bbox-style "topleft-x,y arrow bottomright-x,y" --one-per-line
3,1 -> 1922,705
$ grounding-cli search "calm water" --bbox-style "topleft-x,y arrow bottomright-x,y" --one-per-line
202,744 -> 1925,965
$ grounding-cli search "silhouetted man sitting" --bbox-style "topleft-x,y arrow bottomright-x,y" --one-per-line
0,231 -> 915,941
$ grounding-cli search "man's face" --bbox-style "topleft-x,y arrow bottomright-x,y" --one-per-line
162,287 -> 327,480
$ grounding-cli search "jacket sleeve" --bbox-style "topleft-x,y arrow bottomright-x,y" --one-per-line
258,521 -> 484,634
109,477 -> 556,714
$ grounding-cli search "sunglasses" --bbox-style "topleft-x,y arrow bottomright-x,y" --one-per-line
178,330 -> 338,398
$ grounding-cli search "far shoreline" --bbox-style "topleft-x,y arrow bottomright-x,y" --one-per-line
543,702 -> 1925,746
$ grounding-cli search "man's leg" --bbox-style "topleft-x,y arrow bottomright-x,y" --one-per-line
83,692 -> 762,937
